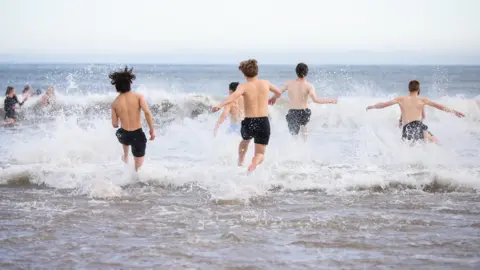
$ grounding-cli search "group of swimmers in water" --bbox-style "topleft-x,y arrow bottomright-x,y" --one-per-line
3,85 -> 56,124
108,60 -> 465,173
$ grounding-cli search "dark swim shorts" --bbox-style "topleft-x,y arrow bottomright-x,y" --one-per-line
241,117 -> 270,145
286,108 -> 312,135
402,120 -> 433,142
4,110 -> 16,120
115,128 -> 147,157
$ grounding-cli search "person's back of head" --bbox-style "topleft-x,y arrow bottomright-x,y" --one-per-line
296,63 -> 309,78
229,82 -> 240,92
239,59 -> 258,78
23,85 -> 31,94
5,86 -> 14,96
409,80 -> 420,93
109,66 -> 136,93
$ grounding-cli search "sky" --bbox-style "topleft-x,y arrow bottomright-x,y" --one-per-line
0,0 -> 479,64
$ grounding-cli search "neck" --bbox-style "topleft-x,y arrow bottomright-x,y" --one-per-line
296,77 -> 306,81
409,91 -> 419,97
246,76 -> 257,82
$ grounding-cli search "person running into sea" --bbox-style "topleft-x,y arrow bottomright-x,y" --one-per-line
214,82 -> 244,136
367,80 -> 464,144
269,63 -> 337,140
212,59 -> 282,172
110,66 -> 156,171
41,87 -> 56,106
4,86 -> 29,124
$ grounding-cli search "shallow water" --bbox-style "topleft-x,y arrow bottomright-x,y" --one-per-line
1,64 -> 480,269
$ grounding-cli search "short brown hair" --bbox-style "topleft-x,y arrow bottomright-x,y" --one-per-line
408,80 -> 420,92
239,59 -> 258,78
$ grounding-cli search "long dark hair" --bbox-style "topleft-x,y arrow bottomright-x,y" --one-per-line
5,86 -> 14,96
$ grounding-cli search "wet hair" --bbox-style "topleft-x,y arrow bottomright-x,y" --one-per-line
409,80 -> 420,92
109,66 -> 136,93
229,82 -> 240,92
296,63 -> 308,78
36,89 -> 42,95
5,86 -> 14,96
23,85 -> 31,94
239,59 -> 258,78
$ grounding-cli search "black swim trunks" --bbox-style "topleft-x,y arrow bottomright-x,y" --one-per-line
286,108 -> 311,135
241,117 -> 270,145
402,120 -> 432,142
115,128 -> 147,157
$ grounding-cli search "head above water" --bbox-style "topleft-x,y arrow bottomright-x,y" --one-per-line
109,66 -> 136,93
46,87 -> 55,95
5,86 -> 15,96
239,59 -> 258,78
229,82 -> 239,93
296,63 -> 309,78
408,80 -> 420,94
23,85 -> 31,94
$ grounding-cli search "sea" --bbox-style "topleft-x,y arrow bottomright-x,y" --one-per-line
0,64 -> 479,269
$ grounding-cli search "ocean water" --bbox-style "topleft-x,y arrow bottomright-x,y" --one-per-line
0,64 -> 480,269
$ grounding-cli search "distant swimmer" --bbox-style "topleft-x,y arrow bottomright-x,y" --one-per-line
41,87 -> 56,106
110,66 -> 155,171
366,80 -> 464,144
269,63 -> 337,140
213,82 -> 244,136
22,85 -> 32,99
212,59 -> 282,172
4,86 -> 29,124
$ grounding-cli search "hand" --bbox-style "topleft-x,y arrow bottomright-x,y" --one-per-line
366,105 -> 374,111
330,98 -> 338,104
149,129 -> 156,140
268,97 -> 277,105
454,110 -> 465,118
211,106 -> 221,113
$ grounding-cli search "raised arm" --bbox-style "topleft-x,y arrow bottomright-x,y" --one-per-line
139,95 -> 156,140
212,85 -> 245,112
309,85 -> 337,104
424,98 -> 465,118
214,105 -> 231,136
111,105 -> 119,128
366,98 -> 399,110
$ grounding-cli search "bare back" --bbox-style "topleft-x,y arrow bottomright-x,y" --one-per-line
229,96 -> 245,123
241,79 -> 270,118
112,92 -> 142,131
398,96 -> 427,124
285,80 -> 313,109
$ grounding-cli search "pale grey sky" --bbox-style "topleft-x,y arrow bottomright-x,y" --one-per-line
0,0 -> 479,64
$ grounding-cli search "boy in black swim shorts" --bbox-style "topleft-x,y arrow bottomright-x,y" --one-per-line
269,63 -> 337,140
110,67 -> 155,171
367,80 -> 464,145
212,59 -> 282,172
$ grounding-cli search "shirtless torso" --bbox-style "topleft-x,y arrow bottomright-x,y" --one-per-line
111,91 -> 155,170
275,78 -> 337,137
366,92 -> 464,142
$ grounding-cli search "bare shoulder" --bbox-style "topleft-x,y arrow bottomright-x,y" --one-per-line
111,96 -> 119,108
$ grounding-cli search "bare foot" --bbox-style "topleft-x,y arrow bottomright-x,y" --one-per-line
121,155 -> 129,164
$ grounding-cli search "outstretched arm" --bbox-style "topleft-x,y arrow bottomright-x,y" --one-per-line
212,86 -> 244,112
111,105 -> 119,128
140,95 -> 156,140
214,105 -> 231,136
366,98 -> 398,110
424,99 -> 465,118
309,85 -> 337,104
